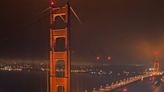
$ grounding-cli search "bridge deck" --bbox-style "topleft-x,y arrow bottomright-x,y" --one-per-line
91,72 -> 163,92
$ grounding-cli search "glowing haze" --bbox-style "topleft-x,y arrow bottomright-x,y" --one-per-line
0,0 -> 164,65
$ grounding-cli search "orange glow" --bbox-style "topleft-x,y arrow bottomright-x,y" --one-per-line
154,51 -> 160,57
161,76 -> 164,82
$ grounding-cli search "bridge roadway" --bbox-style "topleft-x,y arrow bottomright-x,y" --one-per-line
112,78 -> 163,92
91,72 -> 163,92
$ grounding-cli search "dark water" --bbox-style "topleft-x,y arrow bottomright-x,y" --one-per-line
0,71 -> 47,92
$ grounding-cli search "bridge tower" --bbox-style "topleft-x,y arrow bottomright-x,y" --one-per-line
153,54 -> 160,74
49,0 -> 70,92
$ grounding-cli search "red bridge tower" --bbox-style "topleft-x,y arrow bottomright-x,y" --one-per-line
153,52 -> 160,75
49,0 -> 70,92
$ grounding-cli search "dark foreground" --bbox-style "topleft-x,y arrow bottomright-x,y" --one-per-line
0,71 -> 47,92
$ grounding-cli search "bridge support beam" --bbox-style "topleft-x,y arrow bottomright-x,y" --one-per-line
50,2 -> 70,92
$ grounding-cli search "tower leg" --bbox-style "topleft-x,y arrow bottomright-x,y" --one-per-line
50,4 -> 70,92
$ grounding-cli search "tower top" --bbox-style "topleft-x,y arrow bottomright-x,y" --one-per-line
154,51 -> 160,57
50,0 -> 68,7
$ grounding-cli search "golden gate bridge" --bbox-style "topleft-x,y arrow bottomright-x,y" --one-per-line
49,0 -> 163,92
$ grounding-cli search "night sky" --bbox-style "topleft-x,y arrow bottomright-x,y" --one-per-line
0,0 -> 164,65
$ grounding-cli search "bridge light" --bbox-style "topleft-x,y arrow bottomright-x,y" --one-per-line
123,88 -> 128,92
51,1 -> 57,7
51,1 -> 55,5
107,56 -> 112,61
96,56 -> 100,60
